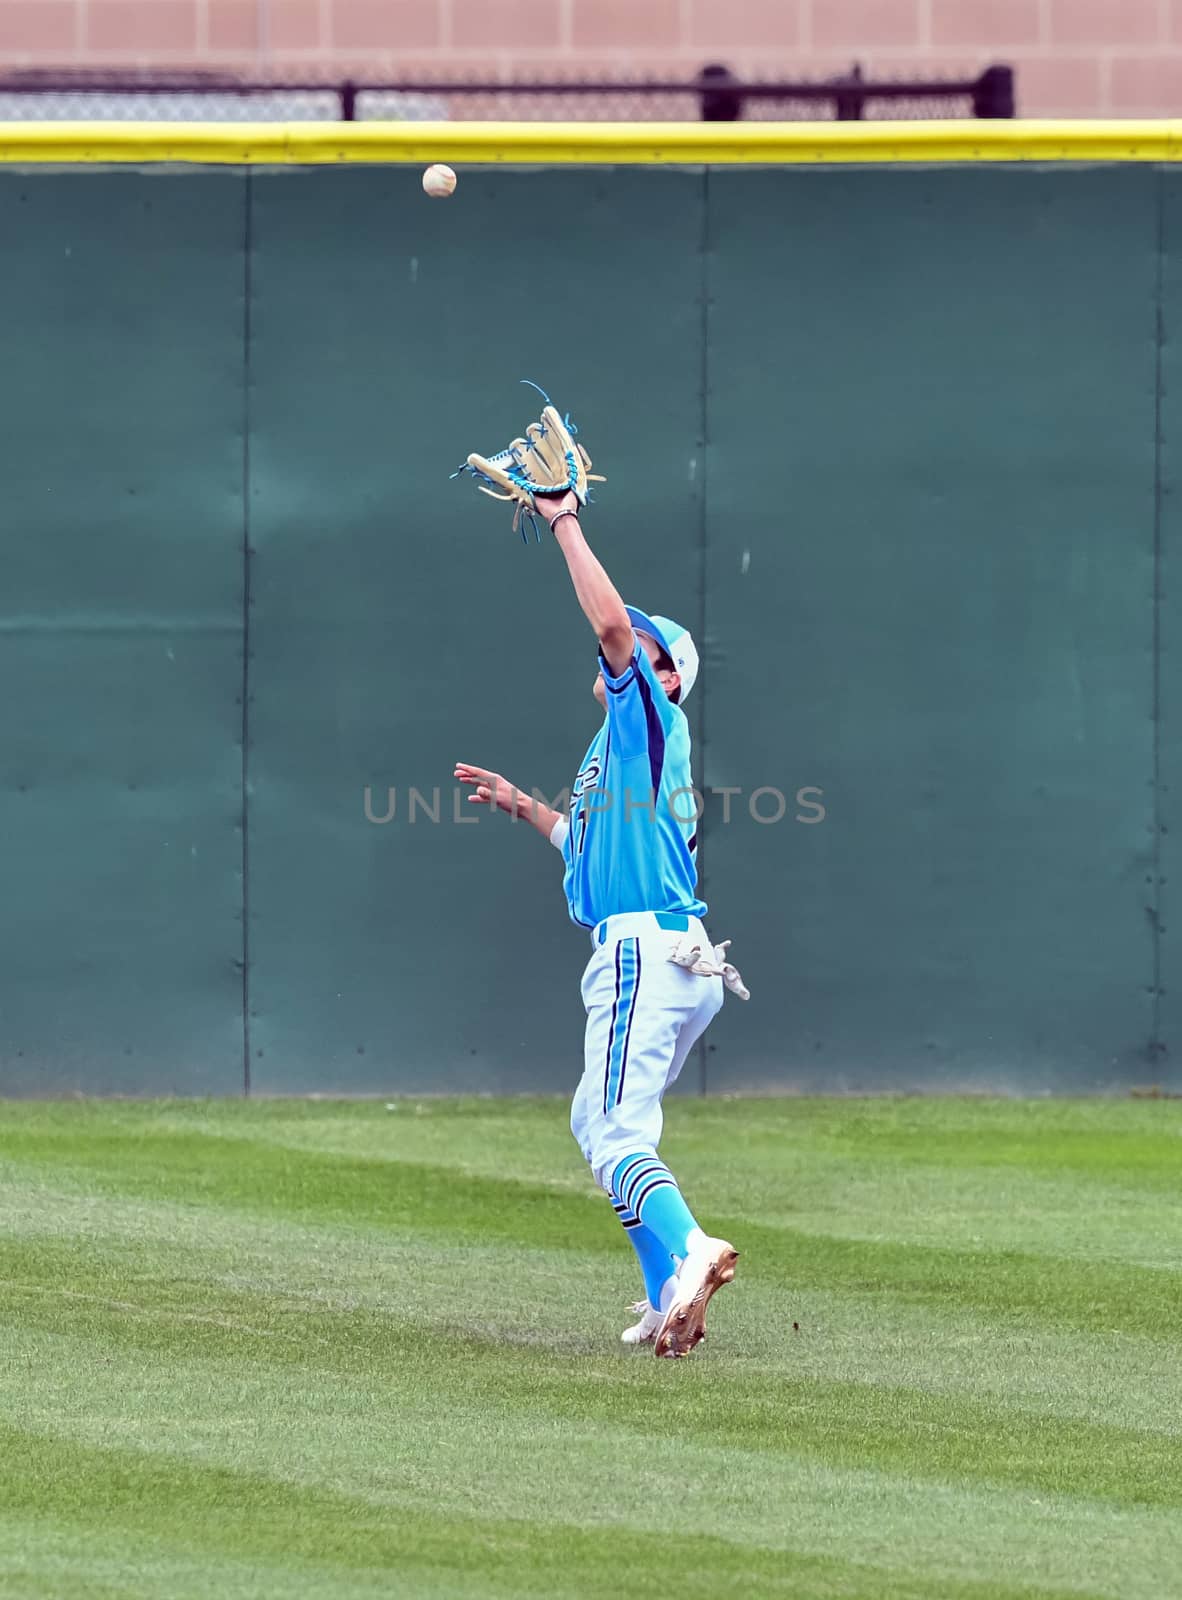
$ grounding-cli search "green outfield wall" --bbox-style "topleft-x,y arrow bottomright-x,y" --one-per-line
0,155 -> 1176,1096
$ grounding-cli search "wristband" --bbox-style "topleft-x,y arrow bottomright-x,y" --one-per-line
549,815 -> 570,851
548,508 -> 579,532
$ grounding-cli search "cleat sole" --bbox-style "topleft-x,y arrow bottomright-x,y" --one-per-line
652,1244 -> 739,1360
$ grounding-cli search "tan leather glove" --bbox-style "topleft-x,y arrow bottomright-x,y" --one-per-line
458,386 -> 605,541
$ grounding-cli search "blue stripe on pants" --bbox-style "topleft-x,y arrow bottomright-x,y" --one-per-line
602,938 -> 640,1114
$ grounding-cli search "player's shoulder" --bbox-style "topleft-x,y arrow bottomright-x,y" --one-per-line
662,698 -> 691,751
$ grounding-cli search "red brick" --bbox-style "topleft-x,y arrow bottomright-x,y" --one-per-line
1011,51 -> 1103,114
325,49 -> 490,72
267,0 -> 322,51
87,0 -> 199,52
1049,0 -> 1160,48
207,0 -> 259,51
728,50 -> 855,74
1109,52 -> 1182,113
930,0 -> 1040,48
330,0 -> 442,51
519,51 -> 690,73
572,0 -> 680,50
859,51 -> 978,72
0,0 -> 76,53
687,0 -> 802,51
451,0 -> 561,50
809,0 -> 921,51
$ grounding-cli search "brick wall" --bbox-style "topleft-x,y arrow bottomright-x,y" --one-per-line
2,0 -> 1182,117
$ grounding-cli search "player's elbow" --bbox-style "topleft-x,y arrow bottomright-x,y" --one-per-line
599,619 -> 634,663
598,621 -> 635,678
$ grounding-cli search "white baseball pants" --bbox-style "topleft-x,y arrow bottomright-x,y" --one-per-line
569,912 -> 724,1193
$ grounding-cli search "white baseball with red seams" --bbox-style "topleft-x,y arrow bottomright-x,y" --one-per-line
422,163 -> 456,197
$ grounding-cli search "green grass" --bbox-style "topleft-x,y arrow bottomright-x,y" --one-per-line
1,1098 -> 1180,1599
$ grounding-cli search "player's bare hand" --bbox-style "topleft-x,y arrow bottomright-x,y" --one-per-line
454,763 -> 519,817
534,490 -> 579,530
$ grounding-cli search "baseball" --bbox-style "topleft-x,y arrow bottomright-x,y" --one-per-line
422,163 -> 457,198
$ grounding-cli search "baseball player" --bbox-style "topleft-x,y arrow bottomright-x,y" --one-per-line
454,399 -> 747,1358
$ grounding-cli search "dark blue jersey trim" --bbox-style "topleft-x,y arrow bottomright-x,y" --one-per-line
598,646 -> 640,695
633,666 -> 667,797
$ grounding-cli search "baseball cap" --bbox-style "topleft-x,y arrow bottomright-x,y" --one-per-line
625,605 -> 700,702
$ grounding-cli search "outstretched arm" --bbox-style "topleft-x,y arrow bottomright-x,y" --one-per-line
454,763 -> 565,845
534,491 -> 633,677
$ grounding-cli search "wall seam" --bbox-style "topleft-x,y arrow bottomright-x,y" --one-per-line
696,162 -> 711,1098
917,0 -> 931,50
1152,162 -> 1165,1070
241,168 -> 254,1097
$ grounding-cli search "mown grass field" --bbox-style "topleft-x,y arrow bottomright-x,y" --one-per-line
0,1097 -> 1179,1600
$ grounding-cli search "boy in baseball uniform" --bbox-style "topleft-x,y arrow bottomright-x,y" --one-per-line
455,486 -> 745,1358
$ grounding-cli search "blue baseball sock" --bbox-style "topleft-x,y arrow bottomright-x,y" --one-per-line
611,1153 -> 701,1295
611,1200 -> 676,1311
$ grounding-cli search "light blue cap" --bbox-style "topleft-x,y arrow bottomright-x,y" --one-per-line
624,605 -> 700,701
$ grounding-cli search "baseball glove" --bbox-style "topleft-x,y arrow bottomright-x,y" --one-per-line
456,383 -> 605,542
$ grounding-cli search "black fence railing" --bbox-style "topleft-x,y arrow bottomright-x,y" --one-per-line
0,63 -> 1015,124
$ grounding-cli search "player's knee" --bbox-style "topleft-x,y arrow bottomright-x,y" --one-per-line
585,1133 -> 620,1193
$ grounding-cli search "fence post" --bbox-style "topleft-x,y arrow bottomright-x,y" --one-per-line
834,63 -> 865,121
974,65 -> 1015,118
340,80 -> 357,121
698,63 -> 741,122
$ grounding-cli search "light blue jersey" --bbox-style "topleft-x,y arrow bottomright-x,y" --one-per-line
561,640 -> 706,928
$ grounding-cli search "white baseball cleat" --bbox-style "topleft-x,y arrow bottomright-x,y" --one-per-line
621,1300 -> 663,1346
653,1236 -> 739,1359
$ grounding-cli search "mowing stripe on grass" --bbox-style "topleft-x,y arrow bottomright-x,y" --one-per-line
1,1098 -> 1178,1600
